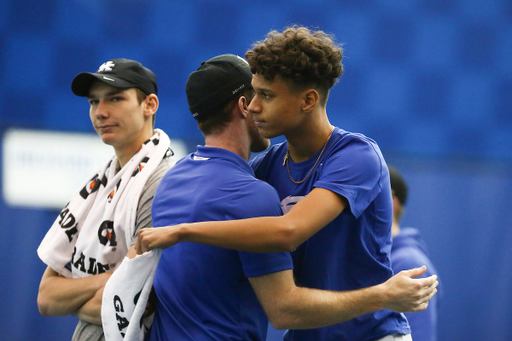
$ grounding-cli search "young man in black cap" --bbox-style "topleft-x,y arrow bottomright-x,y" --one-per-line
36,58 -> 174,341
138,54 -> 437,341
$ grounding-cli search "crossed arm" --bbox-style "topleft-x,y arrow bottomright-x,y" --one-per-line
37,267 -> 111,325
37,174 -> 160,325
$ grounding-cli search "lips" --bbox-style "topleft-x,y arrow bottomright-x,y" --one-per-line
253,120 -> 264,127
97,124 -> 117,131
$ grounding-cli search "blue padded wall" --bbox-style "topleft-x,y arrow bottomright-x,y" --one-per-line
1,1 -> 512,340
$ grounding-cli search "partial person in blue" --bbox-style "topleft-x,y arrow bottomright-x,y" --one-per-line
388,165 -> 442,341
137,27 -> 439,341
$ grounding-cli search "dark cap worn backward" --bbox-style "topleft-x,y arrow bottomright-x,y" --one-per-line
71,58 -> 158,96
186,54 -> 253,119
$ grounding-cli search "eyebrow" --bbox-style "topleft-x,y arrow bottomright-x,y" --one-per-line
87,88 -> 125,100
254,86 -> 274,93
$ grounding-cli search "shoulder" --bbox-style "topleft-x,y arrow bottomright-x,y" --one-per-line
242,177 -> 279,197
329,129 -> 383,162
154,154 -> 175,178
322,128 -> 385,177
234,178 -> 283,218
139,154 -> 175,206
145,154 -> 175,187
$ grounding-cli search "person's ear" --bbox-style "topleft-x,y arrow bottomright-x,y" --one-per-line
238,96 -> 249,118
143,94 -> 159,117
302,89 -> 319,112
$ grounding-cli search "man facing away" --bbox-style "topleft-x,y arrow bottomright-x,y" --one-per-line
37,58 -> 174,341
389,165 -> 442,341
137,26 -> 439,341
138,53 -> 438,341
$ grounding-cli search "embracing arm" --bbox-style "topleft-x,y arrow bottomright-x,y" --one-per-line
137,188 -> 346,253
37,266 -> 111,318
249,266 -> 438,330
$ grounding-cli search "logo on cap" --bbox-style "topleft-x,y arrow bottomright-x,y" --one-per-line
98,61 -> 115,73
232,84 -> 245,95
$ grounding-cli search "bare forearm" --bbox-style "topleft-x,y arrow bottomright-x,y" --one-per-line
73,287 -> 104,325
37,267 -> 110,316
275,270 -> 439,329
136,217 -> 298,254
250,267 -> 438,330
269,285 -> 385,330
180,217 -> 300,252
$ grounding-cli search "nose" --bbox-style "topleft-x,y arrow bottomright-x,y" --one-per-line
248,94 -> 261,115
92,99 -> 109,119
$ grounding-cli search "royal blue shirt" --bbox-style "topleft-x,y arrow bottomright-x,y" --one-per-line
149,146 -> 293,341
251,127 -> 410,341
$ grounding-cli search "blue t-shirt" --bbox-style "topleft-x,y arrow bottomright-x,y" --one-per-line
251,127 -> 410,341
149,146 -> 293,341
392,227 -> 442,341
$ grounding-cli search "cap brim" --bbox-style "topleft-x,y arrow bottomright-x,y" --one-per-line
71,72 -> 136,97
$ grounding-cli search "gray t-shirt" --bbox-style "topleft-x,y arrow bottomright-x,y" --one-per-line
71,156 -> 173,341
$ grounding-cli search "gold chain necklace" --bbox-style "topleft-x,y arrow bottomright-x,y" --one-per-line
283,126 -> 335,184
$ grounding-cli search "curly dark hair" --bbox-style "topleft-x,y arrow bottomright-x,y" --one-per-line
245,26 -> 343,104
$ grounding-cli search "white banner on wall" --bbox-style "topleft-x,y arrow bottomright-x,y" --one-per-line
2,129 -> 187,209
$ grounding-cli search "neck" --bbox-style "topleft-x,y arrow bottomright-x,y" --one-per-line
204,123 -> 251,161
285,108 -> 332,163
287,122 -> 333,163
115,128 -> 154,168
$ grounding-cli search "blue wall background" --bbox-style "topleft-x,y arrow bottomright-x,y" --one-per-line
1,0 -> 511,340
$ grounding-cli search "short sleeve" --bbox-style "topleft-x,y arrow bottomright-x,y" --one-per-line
230,180 -> 293,278
239,251 -> 293,278
314,135 -> 385,218
133,157 -> 173,244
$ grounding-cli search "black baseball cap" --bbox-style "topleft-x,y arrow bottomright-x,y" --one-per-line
71,58 -> 158,97
388,165 -> 409,206
186,54 -> 253,119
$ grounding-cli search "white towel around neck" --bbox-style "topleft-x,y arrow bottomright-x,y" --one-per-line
37,129 -> 171,279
